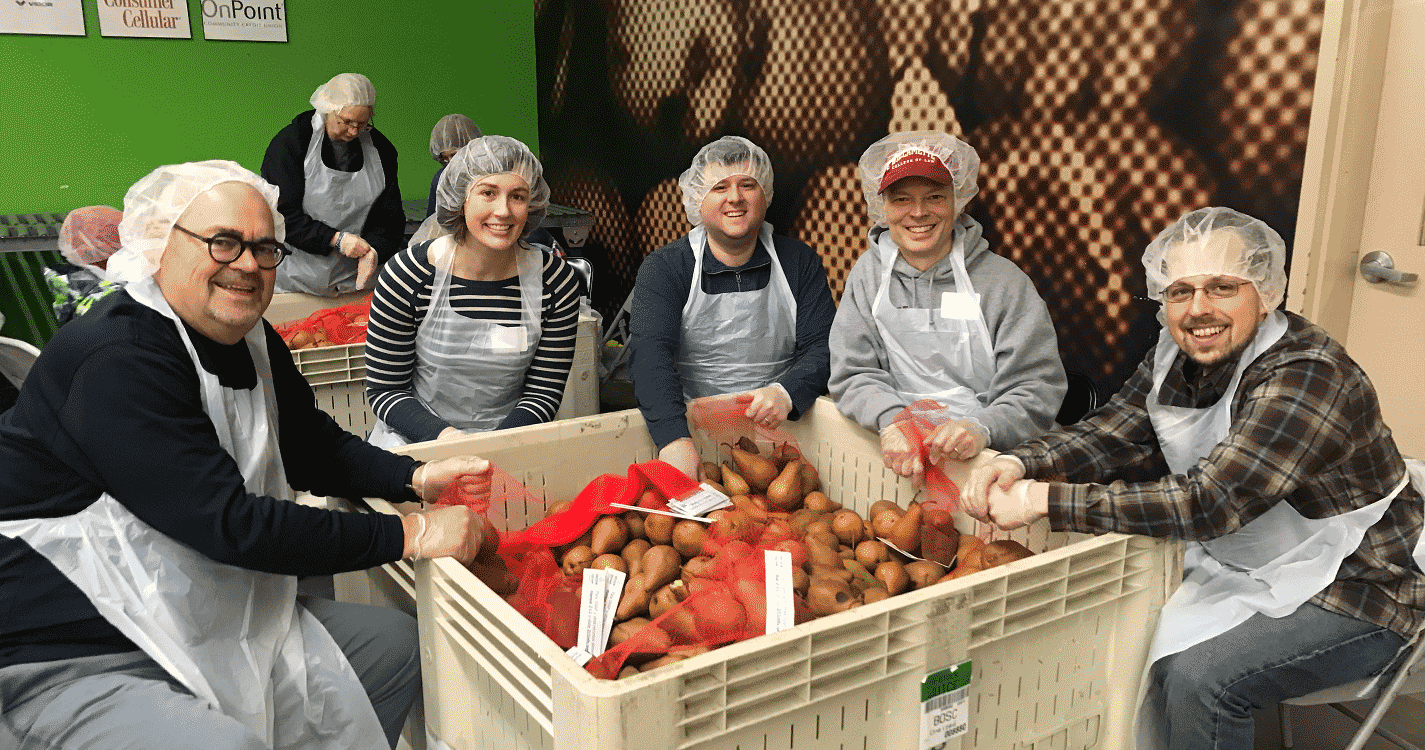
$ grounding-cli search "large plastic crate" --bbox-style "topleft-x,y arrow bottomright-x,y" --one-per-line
264,293 -> 599,437
372,398 -> 1177,750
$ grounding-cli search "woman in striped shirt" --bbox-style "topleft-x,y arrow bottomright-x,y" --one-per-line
365,137 -> 581,447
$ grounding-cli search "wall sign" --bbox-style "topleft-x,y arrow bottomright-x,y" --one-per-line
201,0 -> 286,42
98,0 -> 191,39
1,0 -> 85,36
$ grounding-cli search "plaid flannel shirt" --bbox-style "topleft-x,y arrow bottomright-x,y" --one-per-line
1012,311 -> 1425,637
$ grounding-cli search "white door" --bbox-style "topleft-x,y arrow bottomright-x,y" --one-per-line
1293,0 -> 1425,456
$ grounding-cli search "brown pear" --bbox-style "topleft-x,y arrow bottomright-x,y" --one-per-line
885,502 -> 923,555
765,460 -> 805,512
701,462 -> 723,484
730,446 -> 779,494
735,436 -> 759,454
772,442 -> 803,469
721,463 -> 752,496
797,460 -> 820,494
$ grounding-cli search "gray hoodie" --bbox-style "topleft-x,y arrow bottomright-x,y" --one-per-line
828,214 -> 1067,448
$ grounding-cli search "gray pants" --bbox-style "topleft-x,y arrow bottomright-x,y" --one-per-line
0,596 -> 420,750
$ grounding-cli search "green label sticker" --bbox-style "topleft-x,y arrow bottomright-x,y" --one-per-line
920,661 -> 971,749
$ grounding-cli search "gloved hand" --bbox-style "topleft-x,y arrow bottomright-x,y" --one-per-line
336,232 -> 375,260
413,455 -> 491,504
743,384 -> 793,429
962,454 -> 1026,522
404,504 -> 486,564
436,426 -> 468,442
658,437 -> 701,481
354,249 -> 379,290
924,419 -> 990,465
880,421 -> 924,484
981,480 -> 1049,530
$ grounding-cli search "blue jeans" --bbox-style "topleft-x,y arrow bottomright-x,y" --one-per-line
0,597 -> 420,750
1147,602 -> 1406,750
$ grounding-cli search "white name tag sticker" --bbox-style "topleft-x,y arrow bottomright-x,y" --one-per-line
939,292 -> 981,320
491,325 -> 528,353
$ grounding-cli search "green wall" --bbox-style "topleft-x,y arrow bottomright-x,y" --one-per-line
1,1 -> 539,214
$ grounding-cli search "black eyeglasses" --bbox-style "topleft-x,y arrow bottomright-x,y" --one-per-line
1163,278 -> 1249,304
173,225 -> 289,269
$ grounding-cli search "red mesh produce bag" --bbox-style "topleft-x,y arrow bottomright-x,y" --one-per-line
274,294 -> 372,348
688,392 -> 798,447
889,399 -> 964,513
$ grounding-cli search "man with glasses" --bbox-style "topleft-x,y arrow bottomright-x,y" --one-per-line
959,207 -> 1425,750
0,161 -> 492,750
261,72 -> 404,296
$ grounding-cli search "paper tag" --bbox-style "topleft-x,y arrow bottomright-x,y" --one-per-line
565,646 -> 594,667
764,550 -> 794,634
920,661 -> 972,749
578,569 -> 608,655
939,292 -> 981,320
668,483 -> 732,516
491,324 -> 528,353
600,569 -> 627,653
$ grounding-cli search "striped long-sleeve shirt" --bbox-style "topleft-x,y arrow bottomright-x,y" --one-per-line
365,242 -> 581,442
1011,311 -> 1425,637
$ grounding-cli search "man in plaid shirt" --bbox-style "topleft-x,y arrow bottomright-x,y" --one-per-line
961,208 -> 1425,750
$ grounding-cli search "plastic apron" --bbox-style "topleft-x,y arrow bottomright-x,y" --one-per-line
1133,310 -> 1414,749
368,236 -> 543,448
675,223 -> 797,400
0,276 -> 385,749
276,111 -> 385,296
870,227 -> 994,414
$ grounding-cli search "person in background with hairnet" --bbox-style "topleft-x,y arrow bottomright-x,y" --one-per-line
364,136 -> 581,447
261,72 -> 404,296
426,113 -> 482,218
43,205 -> 125,324
0,160 -> 493,750
959,207 -> 1425,750
629,136 -> 836,479
829,131 -> 1067,485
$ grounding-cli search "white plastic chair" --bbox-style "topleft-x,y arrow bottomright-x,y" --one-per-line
1279,630 -> 1425,750
0,336 -> 41,389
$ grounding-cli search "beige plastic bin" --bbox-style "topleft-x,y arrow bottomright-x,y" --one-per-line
331,398 -> 1178,750
264,292 -> 599,436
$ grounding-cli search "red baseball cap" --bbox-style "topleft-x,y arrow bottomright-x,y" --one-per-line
877,147 -> 954,193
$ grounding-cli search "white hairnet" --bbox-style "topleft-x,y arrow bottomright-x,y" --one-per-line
309,73 -> 376,115
59,206 -> 123,267
858,131 -> 980,228
434,136 -> 550,239
430,114 -> 482,163
109,160 -> 284,284
1143,207 -> 1287,314
677,136 -> 774,226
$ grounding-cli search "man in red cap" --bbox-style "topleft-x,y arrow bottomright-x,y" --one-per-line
829,131 -> 1066,485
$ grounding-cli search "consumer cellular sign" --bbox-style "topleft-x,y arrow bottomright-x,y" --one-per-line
97,0 -> 191,38
202,0 -> 287,42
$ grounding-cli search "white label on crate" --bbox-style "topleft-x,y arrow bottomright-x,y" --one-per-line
564,646 -> 594,667
600,569 -> 627,653
667,483 -> 731,517
920,661 -> 972,749
764,550 -> 794,634
578,569 -> 608,655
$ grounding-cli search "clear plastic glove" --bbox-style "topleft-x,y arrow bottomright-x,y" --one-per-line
413,455 -> 491,504
962,454 -> 1026,522
743,384 -> 792,429
337,232 -> 374,259
982,480 -> 1049,530
880,422 -> 924,484
924,419 -> 990,465
436,426 -> 467,442
354,249 -> 379,290
404,504 -> 485,564
658,437 -> 701,481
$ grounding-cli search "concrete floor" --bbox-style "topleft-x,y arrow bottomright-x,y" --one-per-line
1254,695 -> 1425,750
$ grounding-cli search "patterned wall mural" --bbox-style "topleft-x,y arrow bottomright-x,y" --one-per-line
534,0 -> 1323,401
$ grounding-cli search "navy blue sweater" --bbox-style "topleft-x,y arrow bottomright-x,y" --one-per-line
0,290 -> 414,669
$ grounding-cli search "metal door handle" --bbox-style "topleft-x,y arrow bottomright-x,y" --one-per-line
1360,251 -> 1418,284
